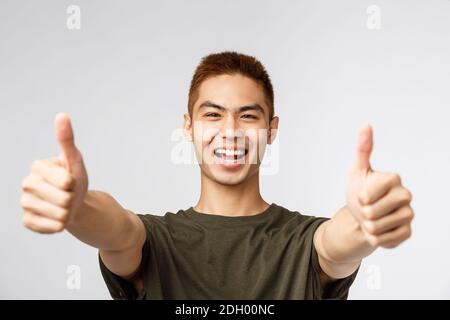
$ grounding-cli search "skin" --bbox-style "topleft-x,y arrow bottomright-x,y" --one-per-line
20,74 -> 414,295
184,74 -> 279,215
313,124 -> 414,285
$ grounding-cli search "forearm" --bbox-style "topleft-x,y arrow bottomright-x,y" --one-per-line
66,190 -> 139,251
314,206 -> 375,279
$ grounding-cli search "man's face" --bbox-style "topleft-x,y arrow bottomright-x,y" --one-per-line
184,74 -> 279,186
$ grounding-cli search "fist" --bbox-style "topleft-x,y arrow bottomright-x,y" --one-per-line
21,113 -> 89,234
346,124 -> 414,248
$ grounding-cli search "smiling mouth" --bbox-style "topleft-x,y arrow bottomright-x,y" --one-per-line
213,148 -> 248,161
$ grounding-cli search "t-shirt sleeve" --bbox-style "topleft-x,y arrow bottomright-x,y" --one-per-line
98,213 -> 152,300
309,218 -> 359,300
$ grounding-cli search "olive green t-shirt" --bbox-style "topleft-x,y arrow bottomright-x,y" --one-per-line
99,203 -> 358,299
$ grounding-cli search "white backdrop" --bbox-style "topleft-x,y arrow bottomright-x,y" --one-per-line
1,0 -> 449,299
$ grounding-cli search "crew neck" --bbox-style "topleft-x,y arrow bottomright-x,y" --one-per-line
184,203 -> 279,226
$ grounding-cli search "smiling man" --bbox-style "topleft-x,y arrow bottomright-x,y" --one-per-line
20,52 -> 414,299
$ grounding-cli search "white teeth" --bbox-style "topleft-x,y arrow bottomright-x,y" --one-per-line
215,148 -> 245,156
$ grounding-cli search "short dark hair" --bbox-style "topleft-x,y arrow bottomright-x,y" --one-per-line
188,51 -> 274,120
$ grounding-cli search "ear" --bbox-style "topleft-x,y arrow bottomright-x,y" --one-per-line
267,116 -> 279,144
183,113 -> 193,142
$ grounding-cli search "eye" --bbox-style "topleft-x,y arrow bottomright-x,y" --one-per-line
205,112 -> 221,118
241,114 -> 258,119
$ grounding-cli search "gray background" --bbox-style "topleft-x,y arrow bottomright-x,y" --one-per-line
1,0 -> 449,299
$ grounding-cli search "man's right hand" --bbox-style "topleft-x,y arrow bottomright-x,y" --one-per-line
21,113 -> 89,233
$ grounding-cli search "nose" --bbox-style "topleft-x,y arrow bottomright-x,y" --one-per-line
219,115 -> 244,146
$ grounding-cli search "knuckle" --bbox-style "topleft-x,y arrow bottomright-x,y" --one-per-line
22,214 -> 31,228
390,173 -> 401,185
369,236 -> 381,247
358,191 -> 370,205
21,174 -> 39,192
409,208 -> 415,220
60,192 -> 74,208
21,176 -> 30,191
404,227 -> 412,239
53,221 -> 66,233
22,213 -> 36,231
20,193 -> 30,209
362,206 -> 375,220
402,189 -> 412,202
61,174 -> 74,189
57,208 -> 70,221
403,207 -> 414,220
364,221 -> 377,234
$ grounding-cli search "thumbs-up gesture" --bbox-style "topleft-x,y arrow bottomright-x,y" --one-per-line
21,113 -> 89,233
346,124 -> 414,248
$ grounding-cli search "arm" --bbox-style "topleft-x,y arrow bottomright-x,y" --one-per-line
313,206 -> 374,285
20,114 -> 146,292
314,125 -> 414,287
67,191 -> 146,284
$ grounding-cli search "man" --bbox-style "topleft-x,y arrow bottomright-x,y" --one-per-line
20,52 -> 414,299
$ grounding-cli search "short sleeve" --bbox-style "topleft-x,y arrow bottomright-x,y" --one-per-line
99,214 -> 152,300
309,219 -> 359,299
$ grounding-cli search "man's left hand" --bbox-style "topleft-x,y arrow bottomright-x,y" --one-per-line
346,124 -> 414,248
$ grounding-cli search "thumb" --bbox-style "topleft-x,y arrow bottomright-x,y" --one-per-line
54,113 -> 79,171
353,123 -> 373,173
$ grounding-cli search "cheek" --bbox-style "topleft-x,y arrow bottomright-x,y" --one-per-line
192,122 -> 220,149
246,128 -> 268,149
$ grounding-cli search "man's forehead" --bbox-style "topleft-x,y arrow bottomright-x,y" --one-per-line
196,79 -> 267,109
199,74 -> 264,97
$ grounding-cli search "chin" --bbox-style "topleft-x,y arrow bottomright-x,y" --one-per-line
214,175 -> 247,186
202,165 -> 258,186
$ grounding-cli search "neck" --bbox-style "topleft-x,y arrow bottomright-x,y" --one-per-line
194,171 -> 269,217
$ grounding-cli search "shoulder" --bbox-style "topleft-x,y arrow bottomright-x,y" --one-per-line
274,203 -> 328,222
136,209 -> 188,229
273,203 -> 329,235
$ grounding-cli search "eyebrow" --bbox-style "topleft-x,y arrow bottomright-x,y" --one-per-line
198,101 -> 265,114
